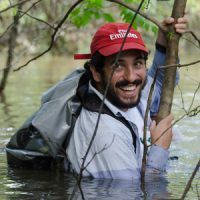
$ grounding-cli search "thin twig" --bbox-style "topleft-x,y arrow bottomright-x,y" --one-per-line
188,82 -> 200,112
0,0 -> 33,14
148,105 -> 200,147
0,0 -> 43,40
185,30 -> 200,47
180,159 -> 200,200
159,59 -> 200,69
76,0 -> 146,190
177,85 -> 188,113
13,0 -> 84,71
82,135 -> 116,171
181,36 -> 200,49
19,10 -> 55,29
107,0 -> 165,31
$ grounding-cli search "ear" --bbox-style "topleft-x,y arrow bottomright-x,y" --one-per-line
90,65 -> 101,82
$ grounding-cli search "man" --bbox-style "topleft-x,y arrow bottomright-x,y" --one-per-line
66,17 -> 187,179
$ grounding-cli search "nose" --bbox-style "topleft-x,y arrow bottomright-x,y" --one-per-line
123,65 -> 138,82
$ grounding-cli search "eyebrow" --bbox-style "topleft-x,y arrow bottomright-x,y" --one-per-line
108,54 -> 145,66
118,55 -> 145,62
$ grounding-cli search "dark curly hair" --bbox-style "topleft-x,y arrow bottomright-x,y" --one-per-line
84,50 -> 148,85
83,51 -> 106,86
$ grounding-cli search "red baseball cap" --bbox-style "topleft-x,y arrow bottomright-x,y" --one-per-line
74,22 -> 148,60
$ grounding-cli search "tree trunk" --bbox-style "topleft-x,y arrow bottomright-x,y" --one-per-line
0,1 -> 21,93
156,0 -> 187,123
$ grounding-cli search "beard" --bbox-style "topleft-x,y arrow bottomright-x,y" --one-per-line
100,75 -> 147,110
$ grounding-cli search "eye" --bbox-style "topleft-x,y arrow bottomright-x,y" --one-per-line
114,62 -> 125,71
134,60 -> 145,69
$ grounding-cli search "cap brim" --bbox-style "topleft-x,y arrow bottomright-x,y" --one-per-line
74,53 -> 91,60
98,43 -> 149,56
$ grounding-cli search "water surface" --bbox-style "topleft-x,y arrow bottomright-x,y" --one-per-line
0,53 -> 199,199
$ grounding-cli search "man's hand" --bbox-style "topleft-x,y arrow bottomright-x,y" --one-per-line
150,114 -> 174,149
156,15 -> 188,47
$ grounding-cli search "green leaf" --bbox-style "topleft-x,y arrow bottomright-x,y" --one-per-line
144,22 -> 149,31
151,25 -> 158,35
102,13 -> 115,22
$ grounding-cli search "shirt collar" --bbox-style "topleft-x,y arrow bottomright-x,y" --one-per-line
89,82 -> 138,121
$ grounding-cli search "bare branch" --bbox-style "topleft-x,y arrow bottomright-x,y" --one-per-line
148,105 -> 200,147
181,36 -> 200,49
177,85 -> 188,113
76,0 -> 146,185
19,10 -> 55,29
196,178 -> 200,199
0,0 -> 34,14
141,68 -> 159,184
83,135 -> 116,171
185,30 -> 200,47
107,0 -> 165,31
13,0 -> 84,71
180,159 -> 200,200
0,1 -> 22,92
0,0 -> 43,40
159,59 -> 200,70
188,82 -> 200,112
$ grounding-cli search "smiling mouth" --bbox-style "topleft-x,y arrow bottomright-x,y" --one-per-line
120,84 -> 137,91
118,84 -> 139,98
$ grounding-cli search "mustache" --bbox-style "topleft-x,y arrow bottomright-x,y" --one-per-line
116,79 -> 143,88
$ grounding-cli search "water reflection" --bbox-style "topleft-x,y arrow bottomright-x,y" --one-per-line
5,167 -> 172,200
0,54 -> 199,200
0,94 -> 15,129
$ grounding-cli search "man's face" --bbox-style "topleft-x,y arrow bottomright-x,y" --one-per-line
93,50 -> 147,111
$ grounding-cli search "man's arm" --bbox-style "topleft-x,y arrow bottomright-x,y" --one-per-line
148,16 -> 188,118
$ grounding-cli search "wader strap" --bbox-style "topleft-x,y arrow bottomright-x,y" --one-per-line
80,92 -> 137,152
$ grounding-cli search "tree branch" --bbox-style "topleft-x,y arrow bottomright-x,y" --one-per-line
19,10 -> 55,29
148,104 -> 200,147
13,0 -> 84,71
0,0 -> 34,14
107,0 -> 165,31
0,0 -> 43,40
0,1 -> 22,92
180,159 -> 200,200
159,59 -> 200,69
185,30 -> 200,47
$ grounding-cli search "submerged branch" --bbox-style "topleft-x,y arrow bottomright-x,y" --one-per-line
141,69 -> 159,184
180,159 -> 200,200
73,0 -> 146,197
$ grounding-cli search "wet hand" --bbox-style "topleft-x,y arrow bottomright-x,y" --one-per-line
150,114 -> 174,149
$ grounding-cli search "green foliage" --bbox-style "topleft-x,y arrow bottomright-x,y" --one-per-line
70,0 -> 115,27
119,5 -> 158,35
70,0 -> 157,35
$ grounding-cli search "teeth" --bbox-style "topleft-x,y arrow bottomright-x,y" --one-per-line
120,85 -> 136,91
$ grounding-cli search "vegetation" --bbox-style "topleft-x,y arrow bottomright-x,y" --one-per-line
0,1 -> 199,198
0,0 -> 199,57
